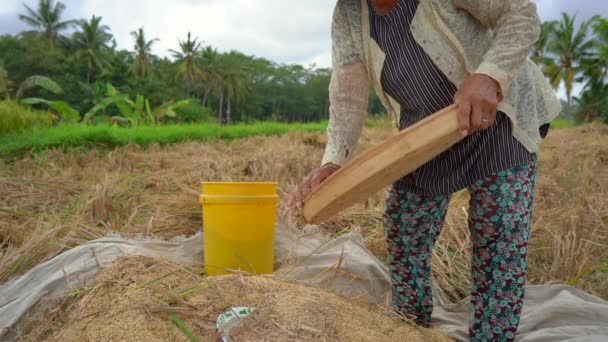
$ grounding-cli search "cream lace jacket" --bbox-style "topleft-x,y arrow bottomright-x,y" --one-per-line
322,0 -> 562,166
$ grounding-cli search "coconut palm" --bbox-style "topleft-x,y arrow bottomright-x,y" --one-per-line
532,21 -> 558,64
72,15 -> 114,84
197,46 -> 221,106
573,76 -> 608,122
18,0 -> 77,47
574,18 -> 608,122
592,18 -> 608,82
218,51 -> 251,124
129,27 -> 159,78
544,14 -> 597,112
169,32 -> 202,95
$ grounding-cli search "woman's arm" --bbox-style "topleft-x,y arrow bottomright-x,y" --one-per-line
454,0 -> 541,94
290,1 -> 369,209
322,1 -> 369,166
322,63 -> 369,165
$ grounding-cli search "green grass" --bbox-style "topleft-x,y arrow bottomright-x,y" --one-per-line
0,100 -> 54,136
550,118 -> 578,128
0,121 -> 328,157
0,116 -> 578,158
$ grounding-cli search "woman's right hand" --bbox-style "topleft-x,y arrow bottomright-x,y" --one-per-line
290,163 -> 341,210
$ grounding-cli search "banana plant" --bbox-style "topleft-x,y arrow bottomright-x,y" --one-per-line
16,75 -> 64,99
16,75 -> 80,122
20,98 -> 80,122
82,83 -> 155,125
153,99 -> 192,121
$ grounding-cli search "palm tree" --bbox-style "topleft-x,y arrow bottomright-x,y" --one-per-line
532,21 -> 558,64
72,15 -> 113,84
18,0 -> 77,47
544,14 -> 597,113
129,27 -> 159,78
574,18 -> 608,122
592,18 -> 608,82
218,51 -> 251,124
197,46 -> 221,106
169,32 -> 202,95
573,74 -> 608,122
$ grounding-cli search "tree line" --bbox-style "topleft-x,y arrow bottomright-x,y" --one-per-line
0,0 -> 606,124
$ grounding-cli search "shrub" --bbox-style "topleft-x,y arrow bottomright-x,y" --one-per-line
172,101 -> 216,123
0,100 -> 54,136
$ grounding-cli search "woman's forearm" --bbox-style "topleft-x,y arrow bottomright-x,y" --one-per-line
322,62 -> 369,166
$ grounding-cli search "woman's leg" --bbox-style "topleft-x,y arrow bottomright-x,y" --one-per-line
383,186 -> 450,326
467,159 -> 538,341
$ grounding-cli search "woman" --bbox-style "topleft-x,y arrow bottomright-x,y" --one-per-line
292,0 -> 561,341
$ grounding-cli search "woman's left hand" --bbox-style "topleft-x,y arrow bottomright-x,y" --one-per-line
454,73 -> 503,137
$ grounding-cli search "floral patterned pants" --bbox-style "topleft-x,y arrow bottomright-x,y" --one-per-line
384,160 -> 537,341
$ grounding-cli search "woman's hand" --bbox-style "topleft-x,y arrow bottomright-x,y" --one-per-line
454,73 -> 503,136
290,163 -> 341,210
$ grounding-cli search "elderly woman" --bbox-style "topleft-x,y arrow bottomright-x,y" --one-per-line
293,0 -> 561,340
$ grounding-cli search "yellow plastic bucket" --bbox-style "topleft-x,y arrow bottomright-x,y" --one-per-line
200,182 -> 279,276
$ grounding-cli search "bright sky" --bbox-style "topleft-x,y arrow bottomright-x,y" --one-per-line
1,0 -> 606,67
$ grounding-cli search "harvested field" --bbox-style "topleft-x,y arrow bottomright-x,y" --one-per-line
1,123 -> 607,304
18,255 -> 449,341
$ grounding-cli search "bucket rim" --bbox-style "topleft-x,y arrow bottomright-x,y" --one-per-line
202,181 -> 278,185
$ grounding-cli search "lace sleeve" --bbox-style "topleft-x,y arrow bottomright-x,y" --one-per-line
455,0 -> 541,94
322,0 -> 369,166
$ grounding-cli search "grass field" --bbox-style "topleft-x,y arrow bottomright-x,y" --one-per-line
0,117 -> 574,158
0,100 -> 54,136
0,121 -> 606,303
549,118 -> 579,128
0,121 -> 328,157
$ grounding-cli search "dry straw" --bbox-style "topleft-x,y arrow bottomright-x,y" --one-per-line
1,123 -> 607,303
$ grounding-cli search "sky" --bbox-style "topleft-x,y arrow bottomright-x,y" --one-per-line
1,0 -> 606,68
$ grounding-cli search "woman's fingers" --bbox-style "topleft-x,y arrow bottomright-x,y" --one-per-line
470,98 -> 497,131
470,99 -> 486,131
456,98 -> 472,137
290,164 -> 341,211
455,73 -> 501,134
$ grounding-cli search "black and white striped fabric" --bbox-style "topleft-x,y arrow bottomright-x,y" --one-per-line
369,0 -> 534,196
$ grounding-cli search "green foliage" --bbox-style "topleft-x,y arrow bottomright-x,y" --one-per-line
4,2 -> 607,126
539,14 -> 608,122
72,15 -> 113,83
20,98 -> 80,122
169,100 -> 215,123
18,0 -> 77,47
15,75 -> 64,98
574,82 -> 608,123
82,93 -> 129,123
0,15 -> 341,123
544,14 -> 597,103
82,83 -> 156,126
170,32 -> 202,94
129,27 -> 159,78
0,65 -> 10,97
549,118 -> 578,128
0,121 -> 328,157
0,99 -> 54,136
